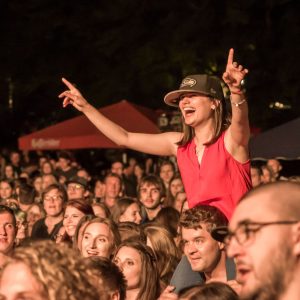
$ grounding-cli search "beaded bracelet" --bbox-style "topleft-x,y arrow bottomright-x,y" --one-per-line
231,98 -> 247,107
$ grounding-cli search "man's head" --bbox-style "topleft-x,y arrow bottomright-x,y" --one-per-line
267,159 -> 282,179
250,165 -> 262,188
66,176 -> 89,200
179,206 -> 228,274
226,182 -> 300,300
57,151 -> 72,171
41,174 -> 58,191
138,175 -> 165,210
0,205 -> 16,256
111,161 -> 124,177
18,183 -> 36,211
104,173 -> 122,205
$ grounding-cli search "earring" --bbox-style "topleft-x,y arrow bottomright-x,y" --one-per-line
211,105 -> 216,110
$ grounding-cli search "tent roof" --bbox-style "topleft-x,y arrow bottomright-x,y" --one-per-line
249,117 -> 300,159
18,100 -> 160,150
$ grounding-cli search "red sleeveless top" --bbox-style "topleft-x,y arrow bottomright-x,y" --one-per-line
177,131 -> 252,220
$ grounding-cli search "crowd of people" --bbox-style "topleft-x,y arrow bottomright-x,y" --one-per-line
0,48 -> 299,300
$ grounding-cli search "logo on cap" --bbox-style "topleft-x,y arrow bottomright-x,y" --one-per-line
210,88 -> 216,95
180,78 -> 196,88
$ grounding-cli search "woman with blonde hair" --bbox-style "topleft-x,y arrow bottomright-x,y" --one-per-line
143,224 -> 181,286
113,240 -> 160,300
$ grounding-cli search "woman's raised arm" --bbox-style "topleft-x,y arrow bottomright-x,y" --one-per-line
58,78 -> 181,156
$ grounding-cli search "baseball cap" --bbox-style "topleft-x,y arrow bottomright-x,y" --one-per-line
164,74 -> 224,107
66,176 -> 88,189
211,226 -> 229,243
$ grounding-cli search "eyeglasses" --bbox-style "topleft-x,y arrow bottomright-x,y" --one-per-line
44,195 -> 62,202
67,184 -> 84,191
224,220 -> 299,247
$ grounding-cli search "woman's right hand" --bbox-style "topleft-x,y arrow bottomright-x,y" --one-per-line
58,78 -> 89,112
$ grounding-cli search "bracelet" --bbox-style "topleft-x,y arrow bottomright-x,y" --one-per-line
231,98 -> 247,107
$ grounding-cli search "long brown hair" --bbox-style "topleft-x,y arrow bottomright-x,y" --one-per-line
177,97 -> 230,146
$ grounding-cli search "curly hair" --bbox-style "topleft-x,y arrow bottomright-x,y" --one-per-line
4,240 -> 99,300
179,205 -> 228,233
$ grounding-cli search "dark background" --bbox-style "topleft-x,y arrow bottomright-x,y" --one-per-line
1,0 -> 299,148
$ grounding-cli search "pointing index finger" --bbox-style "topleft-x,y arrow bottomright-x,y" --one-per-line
62,77 -> 76,90
227,48 -> 234,65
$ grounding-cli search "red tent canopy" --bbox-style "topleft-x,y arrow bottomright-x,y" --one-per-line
18,100 -> 160,150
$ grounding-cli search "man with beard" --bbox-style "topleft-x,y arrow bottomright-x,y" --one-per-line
222,181 -> 300,300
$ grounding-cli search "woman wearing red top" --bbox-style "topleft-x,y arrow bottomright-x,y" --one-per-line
59,49 -> 251,220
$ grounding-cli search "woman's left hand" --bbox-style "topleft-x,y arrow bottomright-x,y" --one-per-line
222,48 -> 248,94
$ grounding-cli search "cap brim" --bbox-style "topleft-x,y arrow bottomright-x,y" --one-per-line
211,226 -> 228,242
164,90 -> 211,107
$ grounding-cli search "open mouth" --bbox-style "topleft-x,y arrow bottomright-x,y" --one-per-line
183,107 -> 196,117
87,250 -> 99,256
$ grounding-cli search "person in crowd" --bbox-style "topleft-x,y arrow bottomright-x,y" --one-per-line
267,158 -> 283,180
41,173 -> 58,191
165,174 -> 184,208
102,173 -> 123,210
40,160 -> 55,175
178,282 -> 238,300
0,205 -> 17,268
80,217 -> 121,259
133,162 -> 145,185
93,177 -> 106,201
173,191 -> 187,213
83,256 -> 127,300
55,151 -> 78,184
144,224 -> 181,286
260,164 -> 275,184
26,203 -> 45,236
118,222 -> 146,242
111,160 -> 124,177
180,199 -> 189,214
250,163 -> 263,188
31,173 -> 43,202
59,48 -> 251,220
9,150 -> 22,177
73,214 -> 96,253
3,164 -> 16,180
113,240 -> 161,300
18,183 -> 35,212
66,176 -> 90,201
31,183 -> 66,241
138,174 -> 165,222
222,181 -> 300,300
159,160 -> 176,190
165,206 -> 236,297
77,167 -> 92,182
111,160 -> 136,198
111,197 -> 142,225
14,208 -> 29,246
59,199 -> 94,244
154,207 -> 180,240
91,202 -> 111,218
0,179 -> 15,204
0,240 -> 99,300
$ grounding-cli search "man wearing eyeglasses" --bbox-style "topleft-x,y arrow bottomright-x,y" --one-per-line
213,181 -> 300,300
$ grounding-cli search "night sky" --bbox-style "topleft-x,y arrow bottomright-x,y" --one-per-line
1,0 -> 299,148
